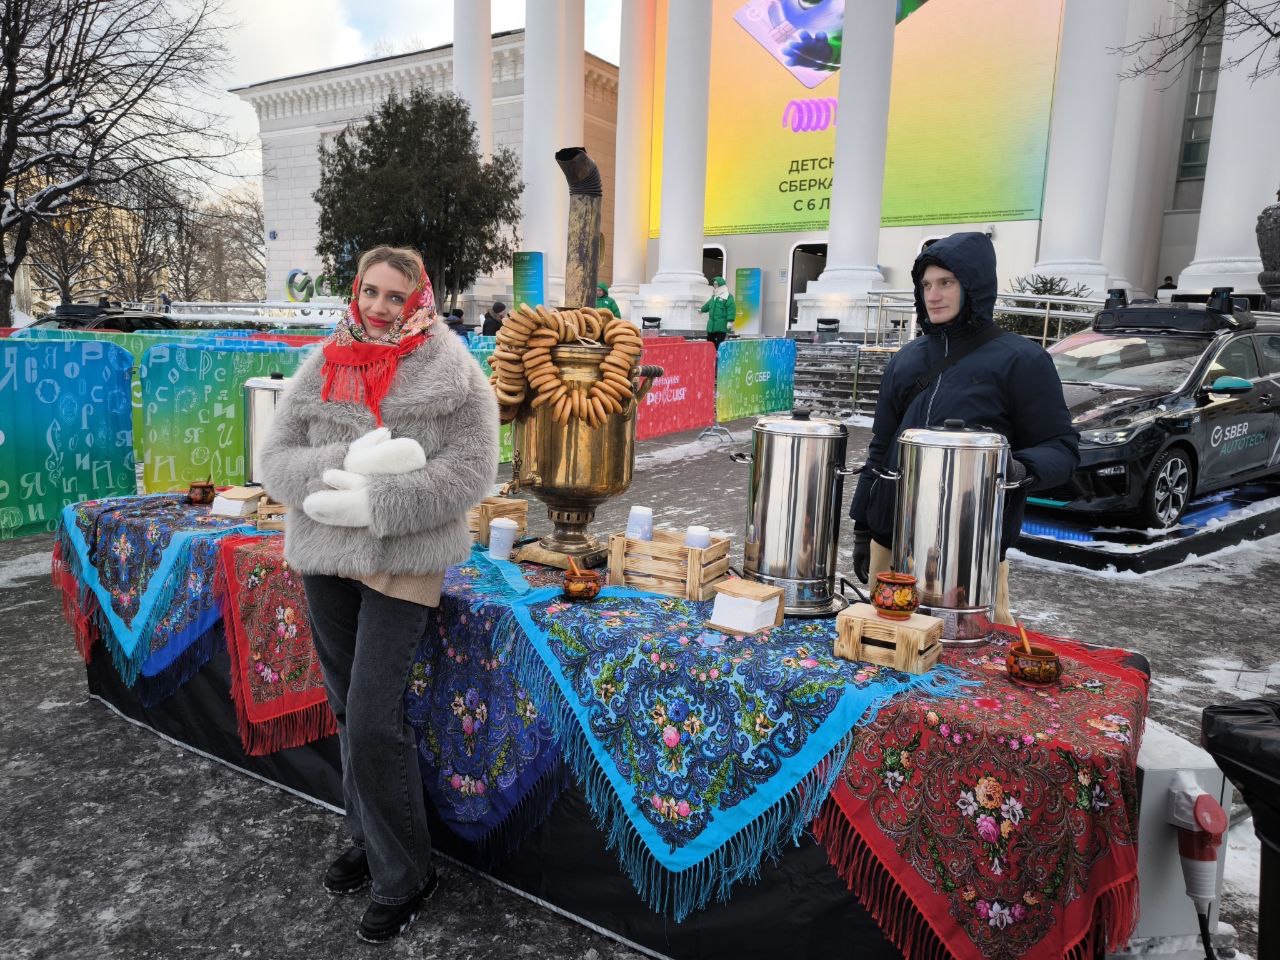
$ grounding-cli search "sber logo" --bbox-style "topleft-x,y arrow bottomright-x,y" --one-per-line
1210,422 -> 1248,447
745,370 -> 771,386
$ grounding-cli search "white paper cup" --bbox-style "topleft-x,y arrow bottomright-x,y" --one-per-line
685,525 -> 712,549
487,516 -> 520,560
626,505 -> 654,541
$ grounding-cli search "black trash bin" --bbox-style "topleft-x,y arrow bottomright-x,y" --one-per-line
1202,698 -> 1280,959
641,316 -> 662,331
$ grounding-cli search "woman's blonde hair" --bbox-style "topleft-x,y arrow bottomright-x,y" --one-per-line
357,246 -> 424,288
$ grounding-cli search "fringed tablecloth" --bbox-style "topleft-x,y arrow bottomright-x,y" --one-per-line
498,582 -> 975,922
811,627 -> 1149,960
53,495 -> 252,703
214,533 -> 337,756
404,554 -> 566,852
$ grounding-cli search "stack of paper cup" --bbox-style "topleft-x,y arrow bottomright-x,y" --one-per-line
685,525 -> 711,549
488,516 -> 520,560
626,506 -> 654,541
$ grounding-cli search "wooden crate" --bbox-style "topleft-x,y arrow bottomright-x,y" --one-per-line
256,499 -> 286,532
606,529 -> 731,601
467,497 -> 528,546
834,603 -> 943,675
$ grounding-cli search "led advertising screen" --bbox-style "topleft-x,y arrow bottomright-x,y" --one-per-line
649,0 -> 1064,237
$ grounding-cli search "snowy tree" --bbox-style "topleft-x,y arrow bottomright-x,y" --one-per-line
0,0 -> 241,324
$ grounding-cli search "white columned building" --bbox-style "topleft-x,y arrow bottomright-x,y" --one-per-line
1032,0 -> 1128,295
792,0 -> 896,334
633,0 -> 713,329
234,31 -> 617,312
1177,29 -> 1280,293
452,0 -> 493,157
608,0 -> 656,320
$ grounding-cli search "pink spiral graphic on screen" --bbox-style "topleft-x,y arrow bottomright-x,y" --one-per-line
782,98 -> 838,133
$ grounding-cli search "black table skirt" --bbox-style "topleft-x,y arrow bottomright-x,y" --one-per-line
85,641 -> 899,960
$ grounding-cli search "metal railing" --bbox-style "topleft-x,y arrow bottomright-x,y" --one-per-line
115,299 -> 345,326
866,289 -> 1107,348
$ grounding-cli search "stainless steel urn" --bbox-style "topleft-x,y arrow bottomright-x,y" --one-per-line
730,410 -> 855,616
243,374 -> 290,486
886,422 -> 1021,645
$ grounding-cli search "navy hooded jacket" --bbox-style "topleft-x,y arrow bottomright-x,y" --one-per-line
848,232 -> 1079,555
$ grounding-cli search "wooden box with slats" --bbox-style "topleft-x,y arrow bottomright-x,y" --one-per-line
606,529 -> 731,601
834,603 -> 943,675
466,497 -> 529,547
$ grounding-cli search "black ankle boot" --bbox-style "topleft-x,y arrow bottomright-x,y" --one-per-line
323,847 -> 370,895
356,870 -> 439,944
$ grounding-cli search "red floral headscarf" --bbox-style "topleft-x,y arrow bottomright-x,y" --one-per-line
320,267 -> 435,425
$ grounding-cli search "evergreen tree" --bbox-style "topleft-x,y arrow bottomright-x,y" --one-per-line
313,89 -> 523,306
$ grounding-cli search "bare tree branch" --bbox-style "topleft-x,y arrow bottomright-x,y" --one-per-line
0,0 -> 246,323
1120,1 -> 1280,83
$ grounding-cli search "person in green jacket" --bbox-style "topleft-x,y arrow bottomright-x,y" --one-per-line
699,276 -> 735,348
595,283 -> 621,318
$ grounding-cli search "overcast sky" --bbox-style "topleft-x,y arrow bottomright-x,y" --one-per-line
214,0 -> 622,182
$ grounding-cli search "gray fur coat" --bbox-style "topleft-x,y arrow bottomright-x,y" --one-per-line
259,327 -> 499,576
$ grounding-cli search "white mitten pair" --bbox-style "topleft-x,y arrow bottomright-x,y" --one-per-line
302,428 -> 426,528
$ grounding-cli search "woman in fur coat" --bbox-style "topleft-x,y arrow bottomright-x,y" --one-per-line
260,246 -> 498,943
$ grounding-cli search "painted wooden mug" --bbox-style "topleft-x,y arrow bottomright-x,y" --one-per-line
870,571 -> 920,621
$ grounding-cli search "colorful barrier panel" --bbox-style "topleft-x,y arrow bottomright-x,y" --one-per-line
636,340 -> 716,441
715,338 -> 797,423
139,344 -> 310,492
11,329 -> 303,463
0,340 -> 136,539
468,344 -> 514,464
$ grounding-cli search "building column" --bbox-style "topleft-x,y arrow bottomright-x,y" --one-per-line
1177,29 -> 1280,294
561,0 -> 585,147
1033,0 -> 1128,295
635,1 -> 713,331
1100,0 -> 1166,295
452,0 -> 493,157
608,0 -> 656,319
793,0 -> 896,334
522,0 -> 568,305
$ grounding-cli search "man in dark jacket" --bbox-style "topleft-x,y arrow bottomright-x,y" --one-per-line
444,308 -> 469,340
849,232 -> 1078,624
480,301 -> 507,336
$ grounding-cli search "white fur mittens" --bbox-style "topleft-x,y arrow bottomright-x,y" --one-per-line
303,469 -> 372,527
343,427 -> 426,475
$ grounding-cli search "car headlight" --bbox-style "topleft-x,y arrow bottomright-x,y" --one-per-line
1079,427 -> 1136,446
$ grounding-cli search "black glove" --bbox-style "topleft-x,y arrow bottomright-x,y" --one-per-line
852,527 -> 872,584
1007,457 -> 1031,487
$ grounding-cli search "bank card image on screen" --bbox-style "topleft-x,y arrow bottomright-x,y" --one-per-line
732,0 -> 844,88
733,0 -> 929,88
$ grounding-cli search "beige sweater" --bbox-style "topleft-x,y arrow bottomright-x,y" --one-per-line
355,571 -> 444,608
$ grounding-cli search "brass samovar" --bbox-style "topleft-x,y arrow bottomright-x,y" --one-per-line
507,148 -> 661,567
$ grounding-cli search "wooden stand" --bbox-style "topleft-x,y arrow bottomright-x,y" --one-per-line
513,540 -> 609,570
256,499 -> 286,532
607,529 -> 731,600
467,497 -> 529,547
834,604 -> 943,675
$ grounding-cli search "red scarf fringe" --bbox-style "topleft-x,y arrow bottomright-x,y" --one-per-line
214,535 -> 338,757
811,796 -> 1139,960
320,333 -> 426,426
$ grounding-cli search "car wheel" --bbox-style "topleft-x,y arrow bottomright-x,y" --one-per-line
1140,448 -> 1193,528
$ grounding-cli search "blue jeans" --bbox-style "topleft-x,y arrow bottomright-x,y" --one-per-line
302,574 -> 434,904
